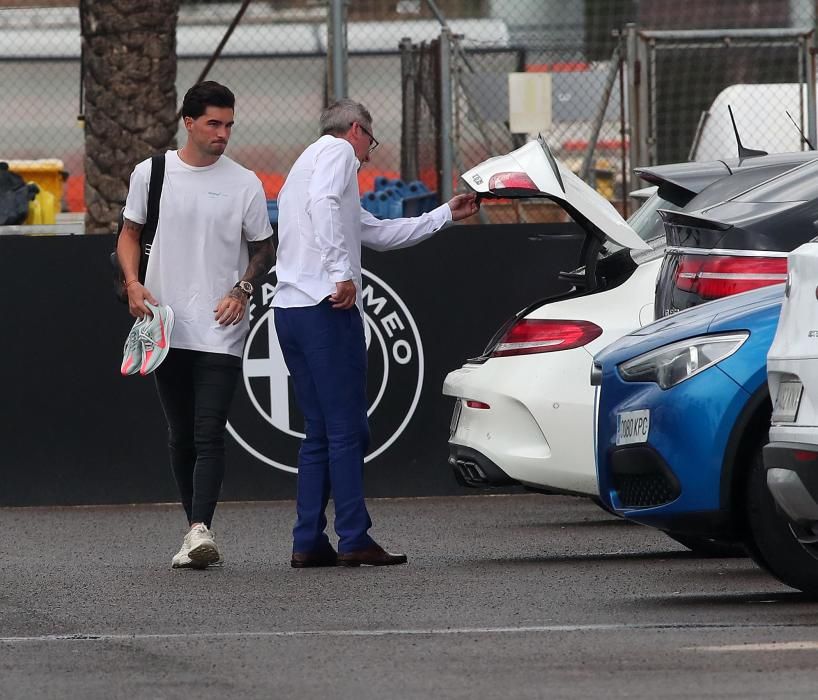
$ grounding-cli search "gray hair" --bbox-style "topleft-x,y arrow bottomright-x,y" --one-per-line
320,99 -> 372,136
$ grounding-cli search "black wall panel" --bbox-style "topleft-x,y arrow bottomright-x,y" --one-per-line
0,224 -> 584,506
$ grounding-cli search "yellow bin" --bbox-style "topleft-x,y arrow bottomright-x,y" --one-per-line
25,189 -> 57,225
6,158 -> 65,205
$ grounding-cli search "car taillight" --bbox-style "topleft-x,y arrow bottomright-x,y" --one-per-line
675,254 -> 787,300
490,319 -> 603,358
488,171 -> 539,193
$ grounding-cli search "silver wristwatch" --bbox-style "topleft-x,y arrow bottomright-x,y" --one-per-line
234,280 -> 253,298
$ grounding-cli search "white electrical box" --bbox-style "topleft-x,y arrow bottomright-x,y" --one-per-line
508,72 -> 552,134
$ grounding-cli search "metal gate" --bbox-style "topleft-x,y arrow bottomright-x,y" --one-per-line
625,25 -> 817,177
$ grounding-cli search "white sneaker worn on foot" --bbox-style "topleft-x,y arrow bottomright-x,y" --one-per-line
171,542 -> 198,569
171,524 -> 221,569
185,524 -> 221,567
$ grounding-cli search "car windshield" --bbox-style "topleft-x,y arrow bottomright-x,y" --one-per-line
627,191 -> 684,242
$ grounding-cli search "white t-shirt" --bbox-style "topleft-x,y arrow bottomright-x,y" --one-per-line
124,150 -> 273,357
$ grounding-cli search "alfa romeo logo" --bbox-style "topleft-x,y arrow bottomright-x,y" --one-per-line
226,268 -> 424,473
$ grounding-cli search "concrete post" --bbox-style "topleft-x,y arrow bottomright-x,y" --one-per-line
807,30 -> 817,148
624,24 -> 647,178
327,0 -> 347,102
439,28 -> 453,201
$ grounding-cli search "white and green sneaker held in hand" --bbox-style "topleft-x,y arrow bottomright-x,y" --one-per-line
139,302 -> 174,375
120,301 -> 174,377
120,315 -> 148,376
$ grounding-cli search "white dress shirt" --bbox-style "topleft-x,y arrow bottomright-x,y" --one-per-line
273,135 -> 452,314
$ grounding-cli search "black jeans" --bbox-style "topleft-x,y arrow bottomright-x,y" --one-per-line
154,349 -> 241,528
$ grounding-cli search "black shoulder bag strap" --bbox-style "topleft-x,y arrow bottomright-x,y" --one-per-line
137,153 -> 166,284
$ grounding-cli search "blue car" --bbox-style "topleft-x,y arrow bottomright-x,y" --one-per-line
592,283 -> 818,592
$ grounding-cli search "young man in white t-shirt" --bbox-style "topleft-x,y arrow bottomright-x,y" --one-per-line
118,81 -> 274,569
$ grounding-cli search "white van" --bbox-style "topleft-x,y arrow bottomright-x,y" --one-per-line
691,83 -> 814,161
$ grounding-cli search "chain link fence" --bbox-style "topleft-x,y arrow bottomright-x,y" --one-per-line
2,0 -> 817,223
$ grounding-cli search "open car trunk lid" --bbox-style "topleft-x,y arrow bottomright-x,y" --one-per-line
462,137 -> 650,253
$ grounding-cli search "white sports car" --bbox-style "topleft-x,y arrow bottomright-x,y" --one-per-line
444,138 -> 816,498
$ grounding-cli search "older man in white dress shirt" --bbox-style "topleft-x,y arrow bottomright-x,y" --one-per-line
274,99 -> 479,568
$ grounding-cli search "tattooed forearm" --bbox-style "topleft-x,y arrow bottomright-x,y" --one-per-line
242,238 -> 276,286
117,217 -> 145,282
122,218 -> 144,237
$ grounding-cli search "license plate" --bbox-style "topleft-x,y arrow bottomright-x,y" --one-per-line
772,380 -> 803,423
616,409 -> 650,446
450,400 -> 463,435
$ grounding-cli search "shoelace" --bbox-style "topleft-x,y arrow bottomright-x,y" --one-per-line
137,324 -> 157,350
186,526 -> 212,541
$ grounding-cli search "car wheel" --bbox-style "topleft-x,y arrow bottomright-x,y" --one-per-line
663,532 -> 745,558
744,437 -> 818,595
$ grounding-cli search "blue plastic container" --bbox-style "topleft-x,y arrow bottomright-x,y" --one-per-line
373,175 -> 391,192
360,179 -> 437,218
407,180 -> 429,195
361,191 -> 380,216
266,199 -> 278,225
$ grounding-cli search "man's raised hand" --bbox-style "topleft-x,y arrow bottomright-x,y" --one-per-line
447,193 -> 480,221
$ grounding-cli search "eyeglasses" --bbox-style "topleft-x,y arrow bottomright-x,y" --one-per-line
356,123 -> 379,153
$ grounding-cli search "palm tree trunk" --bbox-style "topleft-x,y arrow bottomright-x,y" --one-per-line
80,0 -> 179,234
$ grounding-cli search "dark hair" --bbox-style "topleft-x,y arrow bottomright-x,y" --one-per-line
181,81 -> 235,119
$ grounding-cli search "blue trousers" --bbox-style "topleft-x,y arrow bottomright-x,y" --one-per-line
274,301 -> 375,553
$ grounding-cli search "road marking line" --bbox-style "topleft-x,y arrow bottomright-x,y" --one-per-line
0,622 -> 811,644
687,641 -> 818,652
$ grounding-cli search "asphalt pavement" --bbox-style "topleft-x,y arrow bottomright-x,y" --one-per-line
3,493 -> 818,699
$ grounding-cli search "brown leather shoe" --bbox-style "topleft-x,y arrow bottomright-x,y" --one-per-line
337,543 -> 407,567
291,546 -> 338,568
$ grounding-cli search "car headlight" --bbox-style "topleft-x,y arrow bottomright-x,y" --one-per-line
618,332 -> 749,389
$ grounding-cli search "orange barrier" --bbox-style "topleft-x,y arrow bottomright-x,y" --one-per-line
64,169 -> 411,212
256,172 -> 286,200
526,62 -> 590,73
562,139 -> 627,152
65,174 -> 84,213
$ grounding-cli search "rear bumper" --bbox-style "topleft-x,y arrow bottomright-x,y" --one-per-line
442,352 -> 599,495
764,442 -> 818,528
